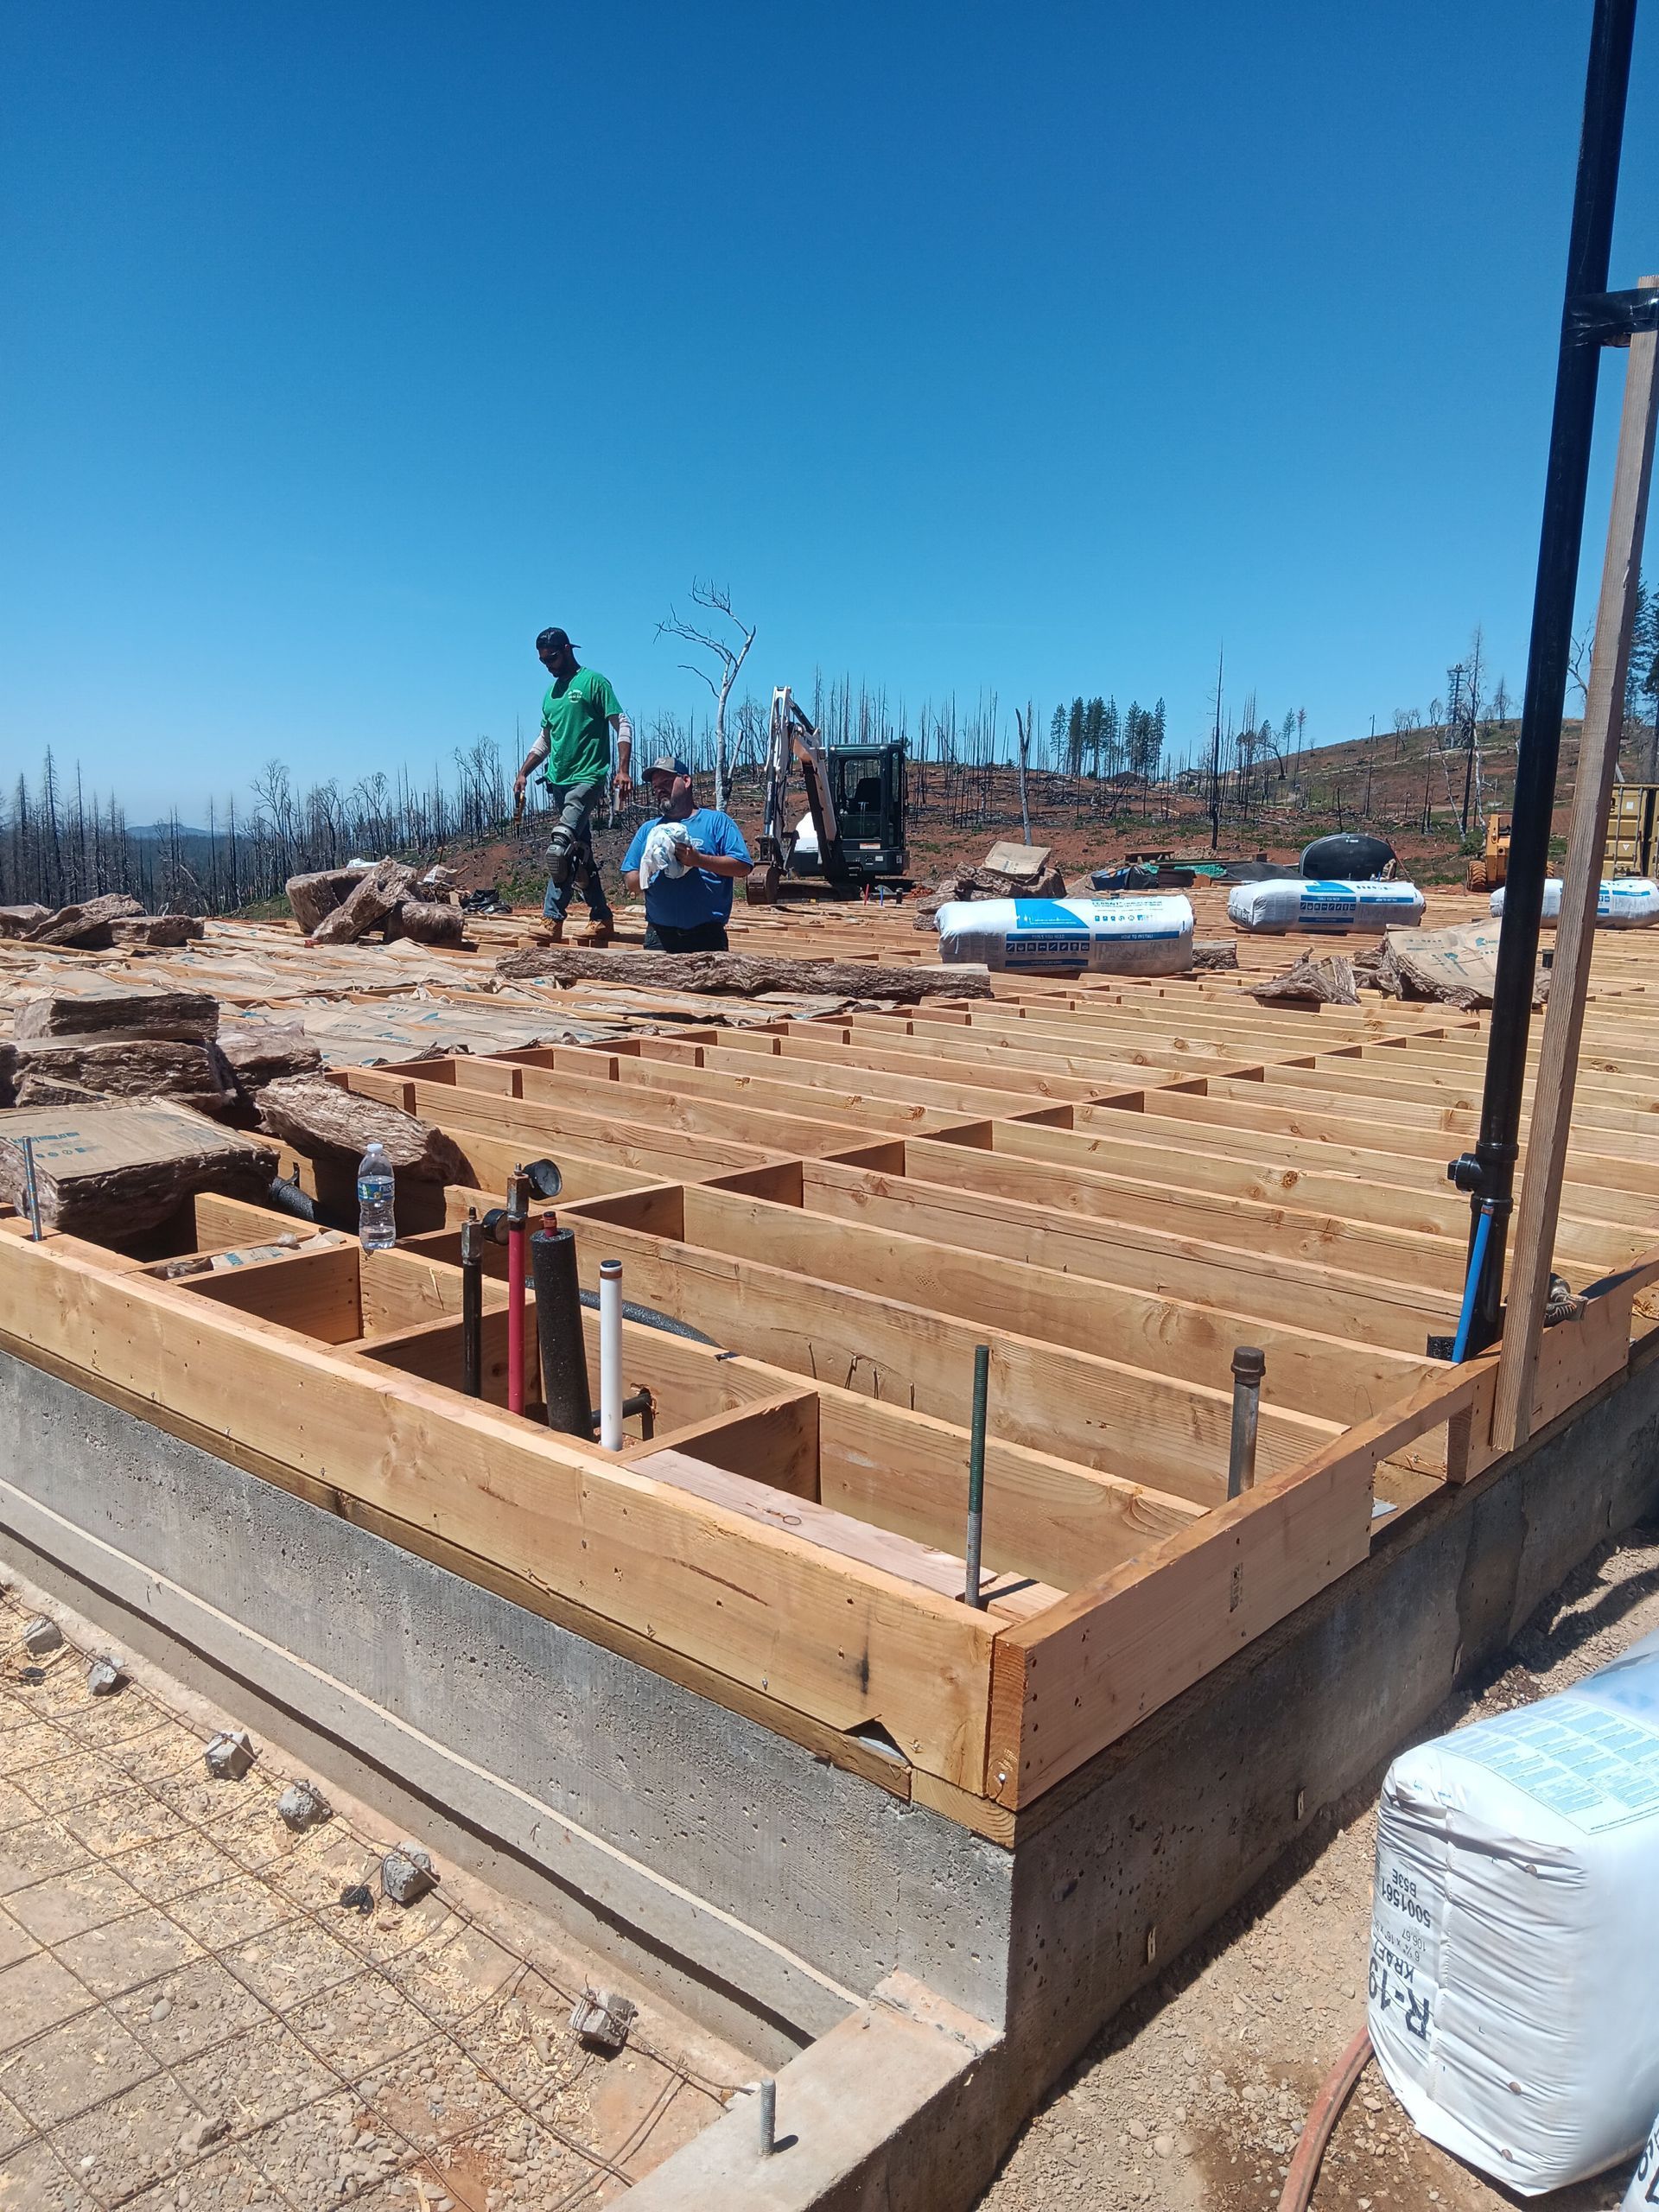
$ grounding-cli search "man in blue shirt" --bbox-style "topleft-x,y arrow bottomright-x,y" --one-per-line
621,755 -> 753,952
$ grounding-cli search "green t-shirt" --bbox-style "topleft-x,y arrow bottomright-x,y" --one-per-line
539,666 -> 622,786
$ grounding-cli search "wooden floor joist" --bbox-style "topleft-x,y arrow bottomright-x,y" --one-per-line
5,892 -> 1659,1827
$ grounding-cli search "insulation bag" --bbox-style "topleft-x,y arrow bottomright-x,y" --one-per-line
935,895 -> 1193,974
1226,878 -> 1425,932
1370,1630 -> 1659,2194
1489,876 -> 1659,928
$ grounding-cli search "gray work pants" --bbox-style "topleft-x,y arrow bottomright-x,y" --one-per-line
541,780 -> 612,923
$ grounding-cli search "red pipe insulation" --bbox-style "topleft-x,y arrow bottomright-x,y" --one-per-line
505,1170 -> 529,1418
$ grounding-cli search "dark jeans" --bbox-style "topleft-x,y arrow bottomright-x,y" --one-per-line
643,919 -> 729,953
541,779 -> 613,924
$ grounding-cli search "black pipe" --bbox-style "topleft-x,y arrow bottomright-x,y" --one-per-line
531,1222 -> 592,1438
576,1287 -> 721,1348
265,1173 -> 321,1223
460,1211 -> 484,1400
1451,0 -> 1637,1354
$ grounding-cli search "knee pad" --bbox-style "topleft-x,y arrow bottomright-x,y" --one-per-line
545,823 -> 577,886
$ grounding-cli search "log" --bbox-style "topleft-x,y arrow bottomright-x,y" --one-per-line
0,1103 -> 276,1240
285,867 -> 366,933
10,1038 -> 238,1113
308,860 -> 417,945
494,947 -> 993,1001
257,1075 -> 467,1181
14,988 -> 219,1042
24,894 -> 146,949
383,899 -> 466,947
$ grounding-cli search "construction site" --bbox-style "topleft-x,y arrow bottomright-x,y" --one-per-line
14,4 -> 1659,2209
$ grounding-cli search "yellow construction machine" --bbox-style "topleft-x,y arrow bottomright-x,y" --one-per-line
1465,813 -> 1511,893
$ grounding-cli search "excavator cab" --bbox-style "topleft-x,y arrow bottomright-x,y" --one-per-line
749,689 -> 910,900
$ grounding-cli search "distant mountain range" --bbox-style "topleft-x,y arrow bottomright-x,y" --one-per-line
125,823 -> 213,841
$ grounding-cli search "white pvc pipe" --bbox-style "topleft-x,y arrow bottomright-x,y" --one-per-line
599,1259 -> 624,1451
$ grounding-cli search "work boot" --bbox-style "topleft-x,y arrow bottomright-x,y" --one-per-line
576,916 -> 614,946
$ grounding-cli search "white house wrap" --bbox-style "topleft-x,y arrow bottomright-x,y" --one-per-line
935,895 -> 1194,975
1226,878 -> 1426,932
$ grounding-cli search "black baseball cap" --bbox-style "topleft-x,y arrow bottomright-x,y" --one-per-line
536,626 -> 576,652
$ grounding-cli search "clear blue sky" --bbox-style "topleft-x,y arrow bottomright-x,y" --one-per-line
5,2 -> 1658,817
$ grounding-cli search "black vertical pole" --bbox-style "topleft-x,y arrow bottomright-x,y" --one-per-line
1451,0 -> 1638,1352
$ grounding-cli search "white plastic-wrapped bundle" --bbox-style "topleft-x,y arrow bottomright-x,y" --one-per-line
935,895 -> 1193,975
1225,878 -> 1426,932
1490,876 -> 1659,928
1370,1630 -> 1659,2195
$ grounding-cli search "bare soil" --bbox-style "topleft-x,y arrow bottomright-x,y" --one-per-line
976,1526 -> 1659,2212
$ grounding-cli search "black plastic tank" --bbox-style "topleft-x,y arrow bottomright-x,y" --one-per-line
1299,831 -> 1397,880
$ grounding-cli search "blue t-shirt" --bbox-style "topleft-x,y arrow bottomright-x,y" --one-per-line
622,809 -> 751,927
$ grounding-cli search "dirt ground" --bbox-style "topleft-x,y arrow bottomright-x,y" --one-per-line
0,1586 -> 739,2210
977,1525 -> 1659,2212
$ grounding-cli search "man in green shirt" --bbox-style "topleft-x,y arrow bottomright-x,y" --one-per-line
512,627 -> 634,937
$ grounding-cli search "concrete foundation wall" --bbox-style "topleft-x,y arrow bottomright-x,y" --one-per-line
1001,1342 -> 1659,2108
0,1351 -> 1015,2063
3,1339 -> 1656,2207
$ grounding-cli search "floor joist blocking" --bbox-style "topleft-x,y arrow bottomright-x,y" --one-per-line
7,916 -> 1657,1836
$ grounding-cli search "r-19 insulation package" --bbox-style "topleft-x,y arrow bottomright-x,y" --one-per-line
935,895 -> 1194,975
1490,875 -> 1659,928
1369,1629 -> 1659,2195
1226,877 -> 1426,932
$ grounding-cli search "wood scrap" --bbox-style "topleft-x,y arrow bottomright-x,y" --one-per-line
23,894 -> 146,950
1192,939 -> 1240,970
494,947 -> 993,1001
1253,951 -> 1359,1007
256,1074 -> 467,1181
0,1101 -> 276,1238
284,867 -> 366,933
14,987 -> 219,1041
383,899 -> 466,948
308,860 -> 417,945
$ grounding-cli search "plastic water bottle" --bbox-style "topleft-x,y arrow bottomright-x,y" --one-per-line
356,1141 -> 396,1252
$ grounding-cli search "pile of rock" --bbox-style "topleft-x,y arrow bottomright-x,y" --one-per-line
285,861 -> 467,948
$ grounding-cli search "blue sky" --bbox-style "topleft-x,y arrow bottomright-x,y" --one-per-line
5,2 -> 1657,817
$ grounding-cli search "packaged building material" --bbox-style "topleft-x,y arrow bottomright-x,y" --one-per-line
936,895 -> 1193,974
1370,1630 -> 1659,2194
1227,878 -> 1426,932
1490,876 -> 1659,927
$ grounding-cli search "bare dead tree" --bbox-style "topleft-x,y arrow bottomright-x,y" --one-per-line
1013,702 -> 1035,844
655,581 -> 755,812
